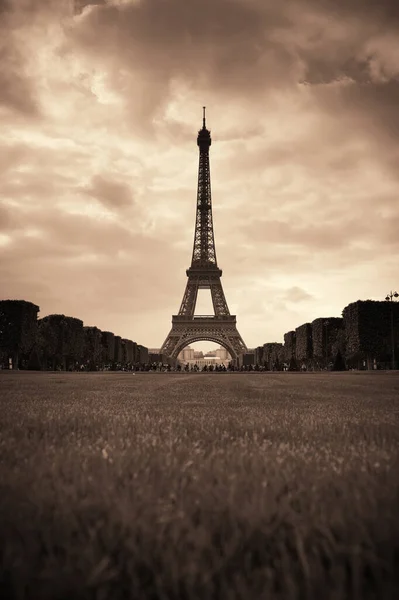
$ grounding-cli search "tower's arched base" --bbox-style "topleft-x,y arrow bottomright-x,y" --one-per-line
160,315 -> 247,361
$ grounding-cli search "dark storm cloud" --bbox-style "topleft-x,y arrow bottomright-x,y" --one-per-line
64,0 -> 399,148
81,174 -> 135,209
0,41 -> 40,117
70,0 -> 299,119
0,0 -> 11,14
0,1 -> 57,119
286,0 -> 399,87
316,81 -> 399,137
73,0 -> 107,15
74,0 -> 399,83
300,57 -> 372,86
2,0 -> 398,124
306,0 -> 399,23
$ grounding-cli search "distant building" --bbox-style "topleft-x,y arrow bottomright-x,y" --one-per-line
186,357 -> 230,369
178,346 -> 195,361
177,345 -> 231,367
203,346 -> 231,360
216,346 -> 230,360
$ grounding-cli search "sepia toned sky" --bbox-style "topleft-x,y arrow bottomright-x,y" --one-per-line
1,0 -> 398,350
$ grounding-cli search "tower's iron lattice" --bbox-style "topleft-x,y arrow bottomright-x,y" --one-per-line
160,108 -> 247,360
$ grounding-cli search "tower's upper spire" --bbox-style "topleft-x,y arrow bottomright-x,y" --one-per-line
197,106 -> 211,148
191,106 -> 216,269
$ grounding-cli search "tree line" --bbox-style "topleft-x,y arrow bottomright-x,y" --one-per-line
1,298 -> 397,371
0,300 -> 149,371
254,300 -> 399,371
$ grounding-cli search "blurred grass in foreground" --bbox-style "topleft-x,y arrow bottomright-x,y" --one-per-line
0,371 -> 398,600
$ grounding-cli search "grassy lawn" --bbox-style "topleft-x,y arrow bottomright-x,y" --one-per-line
0,371 -> 398,600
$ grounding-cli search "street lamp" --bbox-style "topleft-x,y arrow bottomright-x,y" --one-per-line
385,291 -> 399,370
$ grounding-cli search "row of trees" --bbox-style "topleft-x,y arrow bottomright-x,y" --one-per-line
254,300 -> 399,371
0,300 -> 149,371
1,298 -> 397,372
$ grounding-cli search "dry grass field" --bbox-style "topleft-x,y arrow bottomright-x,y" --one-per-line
0,371 -> 398,600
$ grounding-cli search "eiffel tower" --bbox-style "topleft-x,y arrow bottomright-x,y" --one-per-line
161,108 -> 247,362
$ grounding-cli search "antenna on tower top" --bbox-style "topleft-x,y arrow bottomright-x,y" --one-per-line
203,106 -> 206,128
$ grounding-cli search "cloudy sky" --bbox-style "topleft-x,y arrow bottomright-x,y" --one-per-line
1,0 -> 398,350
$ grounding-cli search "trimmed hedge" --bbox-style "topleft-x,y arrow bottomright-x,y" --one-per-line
132,341 -> 138,363
283,331 -> 296,361
263,343 -> 284,369
83,326 -> 103,370
295,323 -> 312,361
37,317 -> 58,368
258,301 -> 397,369
311,317 -> 344,359
121,339 -> 127,365
254,346 -> 264,365
137,344 -> 149,364
114,336 -> 122,364
0,300 -> 39,368
343,300 -> 399,362
0,298 -> 149,370
125,340 -> 134,364
38,315 -> 84,370
101,331 -> 115,364
333,350 -> 346,371
331,327 -> 346,359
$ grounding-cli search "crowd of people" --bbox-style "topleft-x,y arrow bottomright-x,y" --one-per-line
5,360 -> 344,372
130,362 -> 290,372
